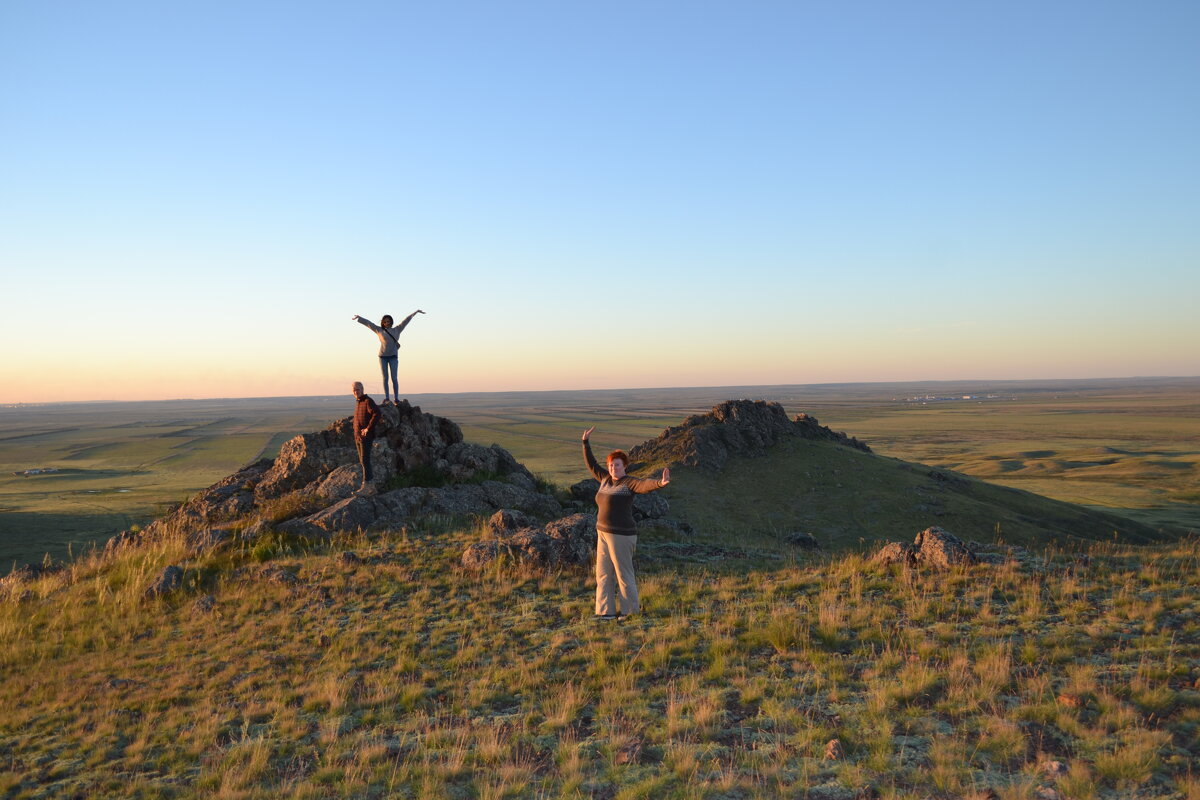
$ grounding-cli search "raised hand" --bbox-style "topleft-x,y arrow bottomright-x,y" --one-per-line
352,315 -> 360,320
660,467 -> 671,486
582,426 -> 595,441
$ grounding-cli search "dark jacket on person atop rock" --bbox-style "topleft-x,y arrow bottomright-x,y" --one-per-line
354,396 -> 381,441
583,440 -> 666,536
356,312 -> 419,357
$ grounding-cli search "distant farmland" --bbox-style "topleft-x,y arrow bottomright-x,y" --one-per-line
1,377 -> 1196,566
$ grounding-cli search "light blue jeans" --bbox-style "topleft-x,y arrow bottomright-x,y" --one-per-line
379,356 -> 398,400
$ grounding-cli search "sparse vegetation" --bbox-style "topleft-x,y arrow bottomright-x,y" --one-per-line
1,380 -> 1196,797
1,520 -> 1196,799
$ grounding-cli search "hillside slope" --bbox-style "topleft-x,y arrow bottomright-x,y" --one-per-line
1,520 -> 1196,799
628,400 -> 1169,549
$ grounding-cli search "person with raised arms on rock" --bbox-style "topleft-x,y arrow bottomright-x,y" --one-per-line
351,381 -> 381,495
581,426 -> 670,621
352,309 -> 425,404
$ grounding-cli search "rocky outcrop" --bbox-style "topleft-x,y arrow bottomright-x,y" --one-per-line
462,510 -> 596,572
280,481 -> 561,537
873,527 -> 978,569
628,400 -> 869,472
107,400 -> 560,549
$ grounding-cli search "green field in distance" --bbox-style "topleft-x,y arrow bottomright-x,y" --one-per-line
2,377 -> 1196,567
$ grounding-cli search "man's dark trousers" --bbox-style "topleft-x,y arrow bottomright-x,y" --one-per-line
356,434 -> 375,483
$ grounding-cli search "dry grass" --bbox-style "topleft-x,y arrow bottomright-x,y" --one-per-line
0,523 -> 1197,799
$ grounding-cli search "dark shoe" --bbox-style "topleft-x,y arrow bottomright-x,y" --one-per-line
595,614 -> 619,621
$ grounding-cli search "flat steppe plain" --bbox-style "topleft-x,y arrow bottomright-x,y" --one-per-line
2,377 -> 1197,566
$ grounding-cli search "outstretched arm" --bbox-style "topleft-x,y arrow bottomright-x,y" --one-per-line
393,309 -> 425,334
627,466 -> 670,493
352,315 -> 381,333
581,427 -> 607,482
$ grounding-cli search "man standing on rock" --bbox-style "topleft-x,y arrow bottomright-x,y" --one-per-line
582,426 -> 670,620
352,381 -> 381,495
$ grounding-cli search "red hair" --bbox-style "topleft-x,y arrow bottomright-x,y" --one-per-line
606,450 -> 628,467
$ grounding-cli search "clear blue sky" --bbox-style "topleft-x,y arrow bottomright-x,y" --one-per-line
3,0 -> 1197,402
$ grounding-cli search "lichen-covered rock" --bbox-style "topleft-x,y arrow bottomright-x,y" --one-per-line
282,495 -> 381,536
570,478 -> 600,501
282,481 -> 562,537
312,465 -> 363,503
461,540 -> 506,571
538,513 -> 597,566
872,541 -> 917,566
874,527 -> 978,569
487,509 -> 537,537
463,513 -> 597,572
633,492 -> 670,521
629,399 -> 870,473
913,526 -> 977,568
186,526 -> 232,557
255,426 -> 357,499
145,565 -> 184,598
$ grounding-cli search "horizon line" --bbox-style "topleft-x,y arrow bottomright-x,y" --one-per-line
4,374 -> 1199,407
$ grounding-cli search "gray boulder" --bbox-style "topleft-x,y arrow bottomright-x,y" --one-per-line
463,512 -> 597,572
487,509 -> 537,537
872,541 -> 917,566
192,525 -> 233,550
570,478 -> 600,502
313,465 -> 363,503
255,426 -> 357,498
633,492 -> 670,521
461,540 -> 506,571
145,565 -> 184,598
873,526 -> 977,569
913,526 -> 977,567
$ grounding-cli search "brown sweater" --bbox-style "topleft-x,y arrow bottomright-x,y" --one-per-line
583,440 -> 666,536
353,395 -> 381,441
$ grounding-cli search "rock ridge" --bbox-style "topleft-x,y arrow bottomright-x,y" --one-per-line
628,399 -> 870,472
107,400 -> 561,552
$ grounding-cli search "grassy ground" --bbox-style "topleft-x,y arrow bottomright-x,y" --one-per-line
1,519 -> 1197,799
658,438 -> 1169,550
2,378 -> 1196,565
